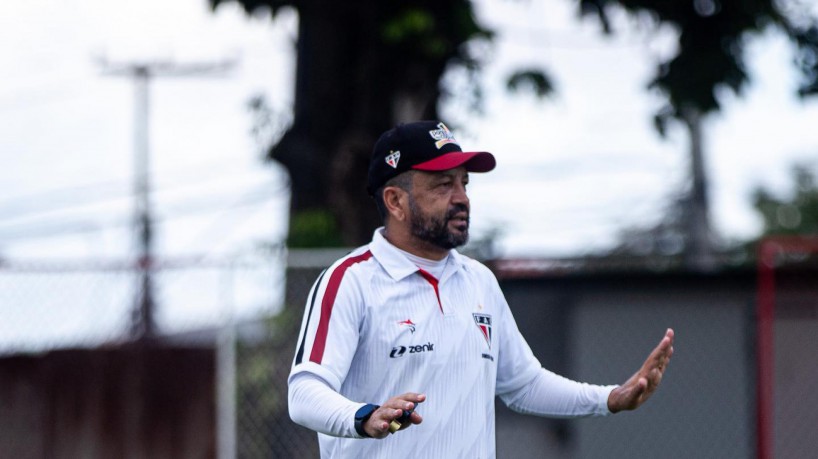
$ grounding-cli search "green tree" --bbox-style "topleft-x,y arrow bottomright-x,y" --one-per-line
211,0 -> 490,247
579,0 -> 818,115
753,164 -> 818,237
578,0 -> 818,268
212,0 -> 818,250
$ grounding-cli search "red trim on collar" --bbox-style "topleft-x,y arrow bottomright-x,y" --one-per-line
416,268 -> 443,314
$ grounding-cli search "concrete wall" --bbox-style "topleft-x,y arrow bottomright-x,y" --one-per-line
274,253 -> 818,458
495,267 -> 817,459
497,271 -> 757,459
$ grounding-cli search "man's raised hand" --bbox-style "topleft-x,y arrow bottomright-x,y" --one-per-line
607,328 -> 675,413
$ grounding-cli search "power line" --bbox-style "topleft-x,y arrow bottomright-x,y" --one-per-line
98,57 -> 237,341
0,181 -> 285,241
0,163 -> 282,223
181,184 -> 290,256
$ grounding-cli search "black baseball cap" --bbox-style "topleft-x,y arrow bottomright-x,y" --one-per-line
367,120 -> 496,195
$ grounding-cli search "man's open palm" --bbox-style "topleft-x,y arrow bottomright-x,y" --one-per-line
608,328 -> 675,413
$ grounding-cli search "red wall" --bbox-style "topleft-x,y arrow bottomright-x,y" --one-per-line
0,346 -> 215,459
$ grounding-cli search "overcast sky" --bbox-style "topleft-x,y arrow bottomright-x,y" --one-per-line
2,0 -> 818,261
3,0 -> 818,350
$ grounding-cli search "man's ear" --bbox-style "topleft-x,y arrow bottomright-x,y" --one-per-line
383,187 -> 407,222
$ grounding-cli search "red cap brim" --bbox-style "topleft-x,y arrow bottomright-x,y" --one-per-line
412,151 -> 496,173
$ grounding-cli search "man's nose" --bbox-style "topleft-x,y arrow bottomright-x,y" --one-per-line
452,182 -> 469,206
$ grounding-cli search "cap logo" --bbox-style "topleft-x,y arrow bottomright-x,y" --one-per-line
385,150 -> 401,168
428,122 -> 458,149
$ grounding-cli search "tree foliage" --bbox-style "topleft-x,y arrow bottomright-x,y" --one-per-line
753,164 -> 818,237
606,163 -> 818,265
211,0 -> 490,246
579,0 -> 818,131
506,69 -> 555,98
211,0 -> 818,247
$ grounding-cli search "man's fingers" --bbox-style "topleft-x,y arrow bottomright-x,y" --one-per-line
660,329 -> 675,357
368,418 -> 391,439
376,393 -> 426,436
609,329 -> 675,413
629,377 -> 651,407
640,331 -> 673,396
645,329 -> 675,371
647,368 -> 663,391
635,376 -> 648,397
396,392 -> 426,404
366,406 -> 409,438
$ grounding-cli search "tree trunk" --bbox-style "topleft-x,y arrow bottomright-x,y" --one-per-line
681,107 -> 715,270
268,0 -> 467,246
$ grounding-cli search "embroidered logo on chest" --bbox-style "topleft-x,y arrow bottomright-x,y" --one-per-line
397,318 -> 416,334
472,313 -> 492,349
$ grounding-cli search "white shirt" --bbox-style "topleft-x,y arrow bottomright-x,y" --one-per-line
395,246 -> 449,279
288,228 -> 615,458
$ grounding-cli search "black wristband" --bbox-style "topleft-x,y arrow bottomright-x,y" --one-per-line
354,404 -> 380,437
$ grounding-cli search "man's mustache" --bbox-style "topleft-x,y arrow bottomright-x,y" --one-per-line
446,204 -> 469,222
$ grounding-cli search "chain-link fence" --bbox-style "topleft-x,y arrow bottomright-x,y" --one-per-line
0,250 -> 290,459
0,264 -> 136,354
231,252 -> 337,459
759,237 -> 818,459
0,251 -> 284,354
232,307 -> 318,459
233,258 -> 752,459
3,248 -> 817,458
499,256 -> 818,459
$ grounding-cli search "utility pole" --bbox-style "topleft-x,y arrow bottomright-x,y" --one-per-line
99,58 -> 235,341
681,107 -> 716,271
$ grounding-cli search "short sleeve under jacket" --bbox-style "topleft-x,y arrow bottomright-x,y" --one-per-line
289,228 -> 601,458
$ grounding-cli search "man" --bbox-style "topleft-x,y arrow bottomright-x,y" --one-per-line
288,120 -> 674,458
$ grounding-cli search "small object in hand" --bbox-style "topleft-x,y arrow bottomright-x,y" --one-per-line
389,400 -> 422,434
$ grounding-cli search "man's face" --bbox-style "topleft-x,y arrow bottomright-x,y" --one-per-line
407,168 -> 470,250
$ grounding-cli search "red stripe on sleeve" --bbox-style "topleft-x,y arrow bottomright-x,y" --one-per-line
309,250 -> 373,364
